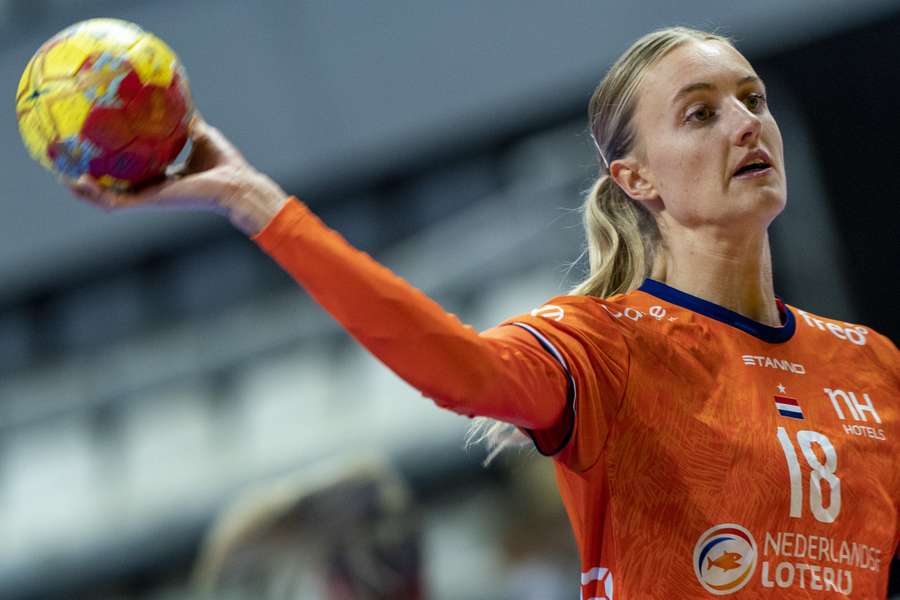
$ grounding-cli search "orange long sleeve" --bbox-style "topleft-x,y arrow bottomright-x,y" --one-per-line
252,197 -> 568,430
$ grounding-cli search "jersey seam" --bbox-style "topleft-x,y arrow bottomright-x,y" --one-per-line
600,329 -> 632,460
574,298 -> 633,472
251,197 -> 311,250
508,321 -> 577,457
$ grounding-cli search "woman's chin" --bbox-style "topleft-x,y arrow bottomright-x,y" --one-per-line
718,191 -> 786,230
751,191 -> 787,225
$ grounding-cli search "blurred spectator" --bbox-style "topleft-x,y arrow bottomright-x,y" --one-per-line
192,454 -> 422,599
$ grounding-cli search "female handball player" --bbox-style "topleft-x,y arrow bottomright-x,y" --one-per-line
69,26 -> 899,599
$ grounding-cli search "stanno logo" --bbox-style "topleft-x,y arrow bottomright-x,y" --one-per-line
694,524 -> 758,595
742,355 -> 806,375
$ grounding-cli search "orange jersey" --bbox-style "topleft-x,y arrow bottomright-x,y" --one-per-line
489,282 -> 899,598
255,198 -> 899,598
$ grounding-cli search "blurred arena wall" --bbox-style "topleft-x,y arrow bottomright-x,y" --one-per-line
1,2 -> 898,598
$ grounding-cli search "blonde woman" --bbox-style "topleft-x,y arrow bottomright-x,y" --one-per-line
71,26 -> 898,598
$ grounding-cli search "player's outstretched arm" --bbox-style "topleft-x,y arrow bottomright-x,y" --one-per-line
68,118 -> 570,431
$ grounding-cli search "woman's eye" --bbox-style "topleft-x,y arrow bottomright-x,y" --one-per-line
687,106 -> 714,123
745,92 -> 767,111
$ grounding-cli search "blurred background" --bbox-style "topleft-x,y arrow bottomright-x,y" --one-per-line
1,1 -> 899,598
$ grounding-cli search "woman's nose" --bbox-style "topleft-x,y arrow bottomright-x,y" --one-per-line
731,101 -> 762,146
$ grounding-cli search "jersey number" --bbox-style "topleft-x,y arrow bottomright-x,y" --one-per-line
776,427 -> 841,523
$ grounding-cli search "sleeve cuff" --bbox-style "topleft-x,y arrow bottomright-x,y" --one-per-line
250,196 -> 311,252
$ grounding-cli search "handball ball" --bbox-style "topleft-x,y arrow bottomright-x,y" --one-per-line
15,18 -> 193,190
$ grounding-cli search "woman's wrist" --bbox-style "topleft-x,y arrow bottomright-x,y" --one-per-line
223,167 -> 290,236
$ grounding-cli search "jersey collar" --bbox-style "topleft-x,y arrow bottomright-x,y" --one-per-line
637,278 -> 796,344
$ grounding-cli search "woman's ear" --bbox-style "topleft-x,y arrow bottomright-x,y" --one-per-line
610,158 -> 663,211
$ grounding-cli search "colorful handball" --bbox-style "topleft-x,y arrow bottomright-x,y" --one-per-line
15,18 -> 193,190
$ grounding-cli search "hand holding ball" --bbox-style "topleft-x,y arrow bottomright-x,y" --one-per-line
16,18 -> 192,190
17,18 -> 287,235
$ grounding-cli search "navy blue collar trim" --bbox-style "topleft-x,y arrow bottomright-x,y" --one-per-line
637,278 -> 795,344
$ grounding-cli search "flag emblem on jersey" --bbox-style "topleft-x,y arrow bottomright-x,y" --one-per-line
774,395 -> 804,419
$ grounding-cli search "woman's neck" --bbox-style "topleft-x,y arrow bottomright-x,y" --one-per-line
650,227 -> 781,327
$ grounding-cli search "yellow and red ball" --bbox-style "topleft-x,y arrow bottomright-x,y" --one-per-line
16,18 -> 193,190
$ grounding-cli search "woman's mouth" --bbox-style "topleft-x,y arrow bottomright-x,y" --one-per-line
732,165 -> 774,179
732,150 -> 774,179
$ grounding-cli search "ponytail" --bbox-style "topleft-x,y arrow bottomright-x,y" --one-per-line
570,175 -> 659,298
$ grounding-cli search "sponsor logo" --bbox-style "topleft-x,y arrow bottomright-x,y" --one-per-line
694,524 -> 758,595
760,531 -> 881,593
530,304 -> 564,321
796,310 -> 868,346
823,388 -> 886,441
581,566 -> 613,599
601,303 -> 678,323
742,355 -> 805,375
602,304 -> 645,321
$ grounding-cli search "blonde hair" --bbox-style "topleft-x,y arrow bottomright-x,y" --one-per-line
469,26 -> 733,460
577,25 -> 733,296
